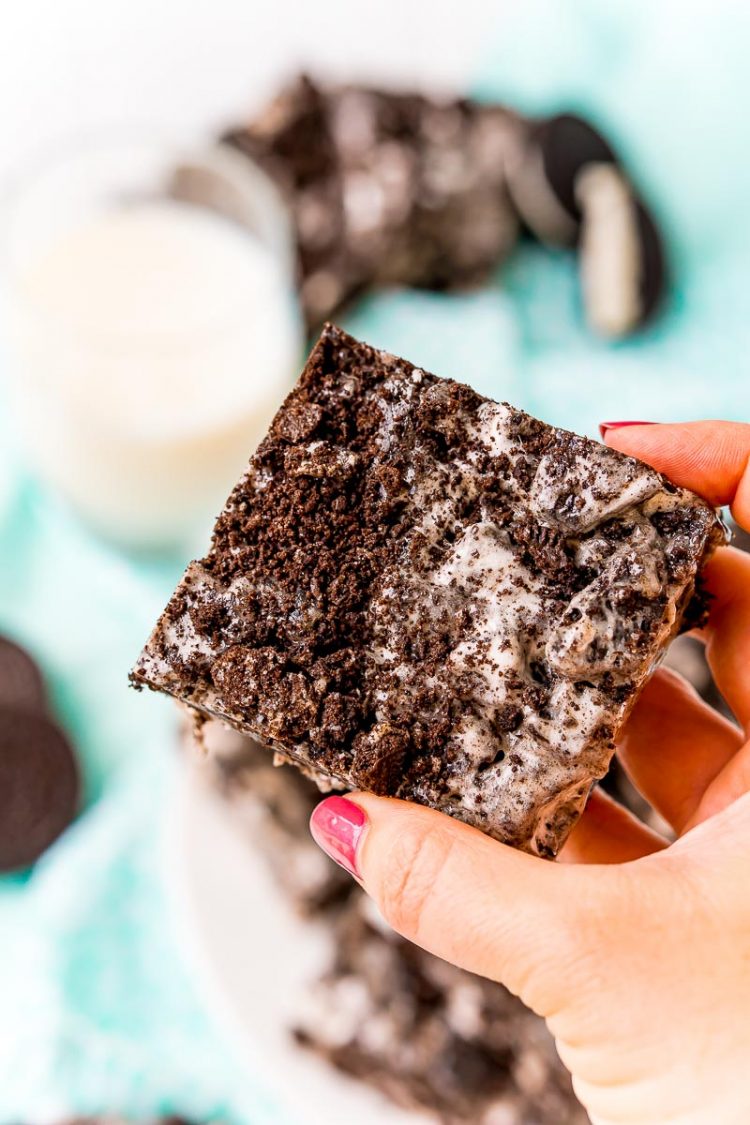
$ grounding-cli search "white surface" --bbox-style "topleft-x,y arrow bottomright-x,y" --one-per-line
167,762 -> 423,1125
1,0 -> 506,187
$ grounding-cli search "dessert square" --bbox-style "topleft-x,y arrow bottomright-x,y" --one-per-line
132,325 -> 724,855
199,725 -> 585,1120
293,894 -> 588,1122
224,77 -> 522,328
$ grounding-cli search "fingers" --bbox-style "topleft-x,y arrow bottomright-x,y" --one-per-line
604,419 -> 750,725
699,547 -> 750,731
558,788 -> 667,864
310,793 -> 613,1017
603,420 -> 750,528
617,667 -> 743,831
685,737 -> 750,831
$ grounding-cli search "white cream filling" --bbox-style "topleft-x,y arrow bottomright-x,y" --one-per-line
576,162 -> 642,338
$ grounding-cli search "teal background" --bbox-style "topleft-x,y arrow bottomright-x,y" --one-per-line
1,2 -> 750,1121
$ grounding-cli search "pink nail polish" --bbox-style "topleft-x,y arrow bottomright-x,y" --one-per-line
310,796 -> 367,879
599,420 -> 655,440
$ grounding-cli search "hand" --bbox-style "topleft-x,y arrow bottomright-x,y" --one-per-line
310,420 -> 750,1125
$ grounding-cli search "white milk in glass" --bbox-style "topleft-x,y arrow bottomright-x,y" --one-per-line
10,177 -> 301,548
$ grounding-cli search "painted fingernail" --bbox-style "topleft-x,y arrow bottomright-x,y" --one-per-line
310,796 -> 367,879
599,420 -> 655,440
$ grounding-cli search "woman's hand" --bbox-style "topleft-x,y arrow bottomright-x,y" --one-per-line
310,420 -> 750,1125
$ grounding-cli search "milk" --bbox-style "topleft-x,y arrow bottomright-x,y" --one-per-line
10,198 -> 302,547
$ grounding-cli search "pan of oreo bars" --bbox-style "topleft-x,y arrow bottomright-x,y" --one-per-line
132,77 -> 726,1124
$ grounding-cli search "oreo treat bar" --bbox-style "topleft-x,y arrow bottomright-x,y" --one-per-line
507,113 -> 665,337
200,728 -> 584,1121
224,76 -> 523,328
294,895 -> 586,1124
201,720 -> 353,914
132,325 -> 725,856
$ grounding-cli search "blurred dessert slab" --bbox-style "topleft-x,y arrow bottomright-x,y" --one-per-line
295,895 -> 585,1124
207,719 -> 352,915
199,721 -> 587,1124
224,75 -> 666,338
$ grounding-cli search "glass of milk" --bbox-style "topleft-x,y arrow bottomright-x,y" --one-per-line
4,136 -> 303,549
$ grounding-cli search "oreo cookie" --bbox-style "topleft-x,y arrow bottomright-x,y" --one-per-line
0,635 -> 47,715
0,633 -> 81,870
634,198 -> 666,325
576,162 -> 666,336
538,113 -> 618,220
508,111 -> 666,336
0,709 -> 80,871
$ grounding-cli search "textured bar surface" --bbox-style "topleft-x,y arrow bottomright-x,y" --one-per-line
132,325 -> 724,855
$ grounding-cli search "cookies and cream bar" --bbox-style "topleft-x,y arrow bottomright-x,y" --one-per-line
294,894 -> 588,1123
198,726 -> 585,1120
132,325 -> 725,855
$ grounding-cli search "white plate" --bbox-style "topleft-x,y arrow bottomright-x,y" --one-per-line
166,760 -> 423,1125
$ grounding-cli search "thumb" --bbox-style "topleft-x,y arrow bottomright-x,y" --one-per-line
310,793 -> 611,1017
601,419 -> 750,526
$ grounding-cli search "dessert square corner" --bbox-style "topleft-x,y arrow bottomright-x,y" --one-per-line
131,324 -> 725,856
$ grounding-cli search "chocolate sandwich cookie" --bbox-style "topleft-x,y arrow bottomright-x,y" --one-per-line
508,112 -> 666,337
0,635 -> 47,715
0,709 -> 80,871
538,113 -> 618,220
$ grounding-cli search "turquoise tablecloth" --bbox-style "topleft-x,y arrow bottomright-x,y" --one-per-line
1,2 -> 750,1120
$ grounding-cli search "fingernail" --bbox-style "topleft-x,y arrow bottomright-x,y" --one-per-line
599,420 -> 655,440
310,796 -> 367,879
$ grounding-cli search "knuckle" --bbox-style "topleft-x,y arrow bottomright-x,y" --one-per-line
377,818 -> 455,940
